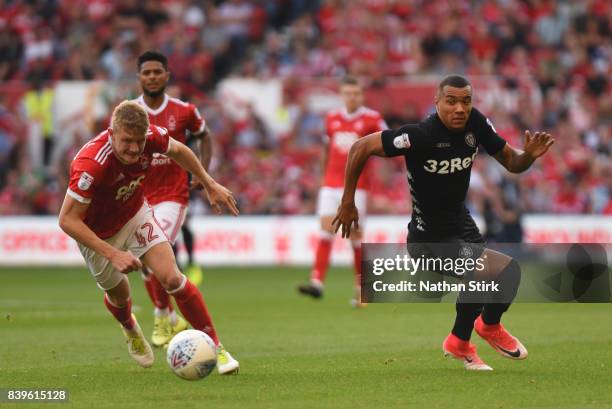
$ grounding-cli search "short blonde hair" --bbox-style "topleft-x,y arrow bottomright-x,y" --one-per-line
111,100 -> 149,135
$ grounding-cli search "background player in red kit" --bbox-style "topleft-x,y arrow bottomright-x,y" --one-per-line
133,50 -> 211,348
298,76 -> 387,306
58,101 -> 240,374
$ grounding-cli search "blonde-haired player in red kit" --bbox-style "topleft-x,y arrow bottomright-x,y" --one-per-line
298,76 -> 387,306
59,101 -> 239,374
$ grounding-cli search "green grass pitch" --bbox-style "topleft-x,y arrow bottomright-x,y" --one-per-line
1,266 -> 612,409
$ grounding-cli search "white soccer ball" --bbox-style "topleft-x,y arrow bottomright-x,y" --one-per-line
166,329 -> 217,380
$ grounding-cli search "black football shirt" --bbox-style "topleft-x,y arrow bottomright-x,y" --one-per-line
381,108 -> 506,237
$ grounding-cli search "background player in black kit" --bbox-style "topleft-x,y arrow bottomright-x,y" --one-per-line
333,75 -> 554,371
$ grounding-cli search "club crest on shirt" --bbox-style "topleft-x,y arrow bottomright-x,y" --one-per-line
458,245 -> 473,259
78,172 -> 94,190
168,115 -> 176,131
393,133 -> 411,149
465,132 -> 476,148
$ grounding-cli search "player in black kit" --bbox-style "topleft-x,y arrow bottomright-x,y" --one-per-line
333,75 -> 554,371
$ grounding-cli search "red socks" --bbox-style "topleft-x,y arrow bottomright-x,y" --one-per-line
170,278 -> 219,345
104,294 -> 135,330
143,274 -> 157,306
311,237 -> 332,283
311,236 -> 362,287
151,274 -> 172,310
143,269 -> 172,310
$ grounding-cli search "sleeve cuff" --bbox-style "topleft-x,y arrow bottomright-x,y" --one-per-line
191,121 -> 206,137
67,188 -> 92,204
163,138 -> 172,154
378,119 -> 388,131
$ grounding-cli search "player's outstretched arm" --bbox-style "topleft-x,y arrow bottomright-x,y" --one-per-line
333,131 -> 386,238
58,195 -> 142,273
493,130 -> 555,173
165,137 -> 239,216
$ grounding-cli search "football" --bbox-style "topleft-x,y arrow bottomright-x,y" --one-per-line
166,330 -> 217,380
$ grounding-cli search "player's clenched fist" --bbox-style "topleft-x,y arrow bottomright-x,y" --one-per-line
109,250 -> 143,274
204,181 -> 239,216
332,202 -> 359,239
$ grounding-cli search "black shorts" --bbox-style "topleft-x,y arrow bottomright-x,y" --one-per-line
407,212 -> 485,279
407,208 -> 485,244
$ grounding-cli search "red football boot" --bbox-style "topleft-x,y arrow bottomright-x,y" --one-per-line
443,333 -> 493,371
474,315 -> 528,360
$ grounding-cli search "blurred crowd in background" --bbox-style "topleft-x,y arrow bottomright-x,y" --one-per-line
0,0 -> 610,223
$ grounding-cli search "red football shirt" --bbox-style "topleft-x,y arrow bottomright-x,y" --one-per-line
67,125 -> 170,239
323,106 -> 387,189
135,94 -> 206,206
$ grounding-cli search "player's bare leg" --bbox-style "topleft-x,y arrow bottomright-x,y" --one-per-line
142,242 -> 239,374
144,203 -> 190,347
105,276 -> 154,368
